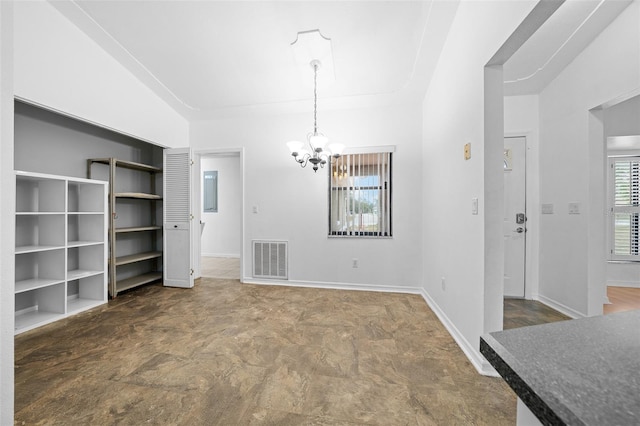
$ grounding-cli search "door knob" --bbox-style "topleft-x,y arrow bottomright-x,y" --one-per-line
515,227 -> 524,233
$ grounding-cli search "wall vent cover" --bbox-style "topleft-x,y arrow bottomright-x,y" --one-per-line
252,240 -> 288,279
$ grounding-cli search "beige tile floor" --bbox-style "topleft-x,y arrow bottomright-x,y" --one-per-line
15,278 -> 516,425
201,256 -> 240,279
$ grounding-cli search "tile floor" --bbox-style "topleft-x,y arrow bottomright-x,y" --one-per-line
15,278 -> 516,425
201,256 -> 240,279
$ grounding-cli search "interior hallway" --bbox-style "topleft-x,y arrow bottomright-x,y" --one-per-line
15,279 -> 516,425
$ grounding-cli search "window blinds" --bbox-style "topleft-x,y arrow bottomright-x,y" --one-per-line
612,159 -> 640,257
329,152 -> 392,237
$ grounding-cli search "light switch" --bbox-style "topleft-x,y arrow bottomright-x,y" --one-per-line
471,198 -> 478,215
252,206 -> 259,214
568,202 -> 580,215
541,203 -> 554,214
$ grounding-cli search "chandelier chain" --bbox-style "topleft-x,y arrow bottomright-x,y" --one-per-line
313,63 -> 318,135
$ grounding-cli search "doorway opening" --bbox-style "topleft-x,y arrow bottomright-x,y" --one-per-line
193,150 -> 243,281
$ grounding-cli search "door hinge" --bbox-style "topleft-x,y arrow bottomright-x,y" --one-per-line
190,159 -> 194,166
190,268 -> 194,275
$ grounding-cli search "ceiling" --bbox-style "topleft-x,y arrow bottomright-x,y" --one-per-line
52,0 -> 632,119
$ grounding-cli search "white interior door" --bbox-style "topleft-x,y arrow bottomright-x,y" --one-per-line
163,148 -> 194,288
504,137 -> 526,297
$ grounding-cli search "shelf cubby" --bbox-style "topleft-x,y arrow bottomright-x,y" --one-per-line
15,214 -> 66,252
16,173 -> 66,213
67,213 -> 105,246
15,283 -> 66,333
67,274 -> 106,315
68,181 -> 106,213
15,249 -> 65,293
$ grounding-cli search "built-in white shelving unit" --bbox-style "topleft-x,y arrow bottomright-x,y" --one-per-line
87,158 -> 163,297
14,171 -> 108,334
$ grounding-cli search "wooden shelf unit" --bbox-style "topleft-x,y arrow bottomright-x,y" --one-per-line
14,171 -> 108,334
87,158 -> 163,297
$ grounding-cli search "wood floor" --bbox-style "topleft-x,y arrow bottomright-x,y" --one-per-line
15,279 -> 516,425
604,286 -> 640,315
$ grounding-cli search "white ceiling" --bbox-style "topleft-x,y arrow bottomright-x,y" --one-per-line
504,0 -> 633,95
52,0 -> 632,119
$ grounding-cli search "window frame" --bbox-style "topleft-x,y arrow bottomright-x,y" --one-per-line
608,155 -> 640,261
327,146 -> 394,239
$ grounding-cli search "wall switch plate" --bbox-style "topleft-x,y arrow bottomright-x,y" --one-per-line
471,198 -> 478,215
568,202 -> 580,215
352,258 -> 358,268
541,203 -> 554,214
441,277 -> 446,291
464,143 -> 471,160
252,206 -> 258,214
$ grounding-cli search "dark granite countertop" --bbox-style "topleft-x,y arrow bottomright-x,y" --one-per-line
480,310 -> 640,425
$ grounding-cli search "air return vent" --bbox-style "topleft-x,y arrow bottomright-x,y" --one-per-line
253,240 -> 288,279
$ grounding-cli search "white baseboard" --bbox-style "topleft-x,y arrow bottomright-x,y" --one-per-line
202,253 -> 240,258
242,277 -> 423,295
534,294 -> 585,319
607,280 -> 640,288
419,289 -> 498,377
243,277 -> 498,377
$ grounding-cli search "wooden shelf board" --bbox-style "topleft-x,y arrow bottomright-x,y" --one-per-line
16,245 -> 65,254
67,269 -> 103,281
115,251 -> 162,266
67,240 -> 104,248
15,278 -> 65,294
15,310 -> 63,334
67,298 -> 105,315
116,226 -> 162,233
89,158 -> 162,173
115,192 -> 162,200
116,272 -> 162,292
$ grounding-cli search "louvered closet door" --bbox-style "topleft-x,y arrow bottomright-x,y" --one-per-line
163,148 -> 194,288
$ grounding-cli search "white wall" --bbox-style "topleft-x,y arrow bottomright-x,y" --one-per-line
538,1 -> 640,316
191,102 -> 423,290
13,1 -> 188,148
201,155 -> 241,257
0,2 -> 14,423
504,95 -> 540,298
421,0 -> 537,374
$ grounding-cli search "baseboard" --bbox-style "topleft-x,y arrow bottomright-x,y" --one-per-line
242,277 -> 423,295
418,289 -> 498,377
202,253 -> 240,258
534,294 -> 586,319
607,280 -> 640,288
243,277 -> 498,377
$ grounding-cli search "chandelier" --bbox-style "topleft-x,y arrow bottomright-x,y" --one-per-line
286,59 -> 344,172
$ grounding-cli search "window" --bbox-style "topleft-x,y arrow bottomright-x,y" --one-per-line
329,150 -> 392,237
203,170 -> 218,213
610,157 -> 640,259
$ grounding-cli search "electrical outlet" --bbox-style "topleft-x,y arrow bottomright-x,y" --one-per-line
441,277 -> 446,291
352,258 -> 359,268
